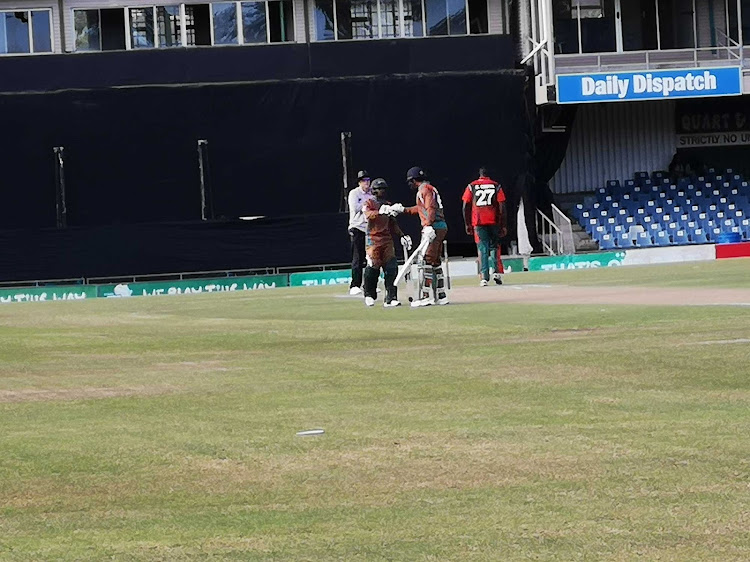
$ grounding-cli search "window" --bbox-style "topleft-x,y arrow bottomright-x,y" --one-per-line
0,9 -> 52,54
314,0 -> 479,40
426,0 -> 466,36
212,2 -> 238,44
157,6 -> 181,47
74,9 -> 127,51
185,4 -> 211,45
267,0 -> 293,42
129,7 -> 155,48
242,1 -> 267,43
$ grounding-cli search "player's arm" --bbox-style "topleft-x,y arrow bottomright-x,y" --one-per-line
348,189 -> 359,224
362,199 -> 379,220
389,216 -> 404,238
462,186 -> 473,235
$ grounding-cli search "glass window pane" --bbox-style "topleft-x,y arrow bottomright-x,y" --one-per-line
242,2 -> 267,43
268,0 -> 294,42
378,0 -> 400,37
2,12 -> 30,53
74,9 -> 100,51
552,0 -> 578,53
350,0 -> 376,39
314,0 -> 335,40
130,7 -> 155,48
336,0 -> 353,39
31,11 -> 52,52
157,6 -> 181,47
446,0 -> 465,34
403,0 -> 423,37
425,0 -> 447,35
212,3 -> 238,44
467,0 -> 487,34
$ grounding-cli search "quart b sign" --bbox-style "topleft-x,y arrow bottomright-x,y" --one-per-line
556,67 -> 742,104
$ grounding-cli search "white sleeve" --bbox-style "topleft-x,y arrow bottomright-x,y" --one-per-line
348,190 -> 359,226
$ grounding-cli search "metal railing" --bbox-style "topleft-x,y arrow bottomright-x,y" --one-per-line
554,44 -> 742,74
536,209 -> 563,256
551,204 -> 575,255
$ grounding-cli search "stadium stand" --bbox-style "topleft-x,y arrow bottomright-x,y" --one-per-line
571,169 -> 750,249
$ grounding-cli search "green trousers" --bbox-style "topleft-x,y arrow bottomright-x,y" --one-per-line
475,225 -> 499,281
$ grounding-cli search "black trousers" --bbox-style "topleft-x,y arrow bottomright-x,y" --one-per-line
350,229 -> 366,288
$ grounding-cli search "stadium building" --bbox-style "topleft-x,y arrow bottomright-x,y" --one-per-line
0,0 -> 531,281
2,0 -> 750,283
523,0 -> 750,254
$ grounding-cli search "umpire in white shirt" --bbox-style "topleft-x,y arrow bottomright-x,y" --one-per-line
347,170 -> 373,295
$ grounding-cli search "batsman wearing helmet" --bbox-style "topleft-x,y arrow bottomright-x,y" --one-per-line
387,166 -> 449,307
361,178 -> 411,308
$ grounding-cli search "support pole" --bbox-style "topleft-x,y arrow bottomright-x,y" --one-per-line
53,146 -> 67,228
340,131 -> 353,213
197,139 -> 214,221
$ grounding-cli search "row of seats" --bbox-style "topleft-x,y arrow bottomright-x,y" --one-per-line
573,169 -> 750,248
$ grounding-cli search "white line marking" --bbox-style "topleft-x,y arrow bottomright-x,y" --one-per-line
695,339 -> 750,345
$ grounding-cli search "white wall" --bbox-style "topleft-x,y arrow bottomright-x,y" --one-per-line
550,100 -> 677,194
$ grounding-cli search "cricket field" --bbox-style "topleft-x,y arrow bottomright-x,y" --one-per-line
1,259 -> 749,561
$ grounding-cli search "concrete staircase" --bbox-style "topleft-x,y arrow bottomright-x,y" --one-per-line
552,192 -> 599,253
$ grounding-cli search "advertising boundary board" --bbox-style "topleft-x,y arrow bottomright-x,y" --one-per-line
557,67 -> 742,104
0,246 -> 724,304
0,285 -> 97,304
715,242 -> 750,259
289,270 -> 352,287
97,275 -> 288,298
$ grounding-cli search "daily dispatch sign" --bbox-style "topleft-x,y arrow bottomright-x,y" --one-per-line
557,67 -> 741,104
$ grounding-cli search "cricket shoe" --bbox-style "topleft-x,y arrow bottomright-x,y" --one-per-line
479,279 -> 489,287
383,300 -> 401,308
364,296 -> 376,307
349,286 -> 363,296
410,297 -> 435,308
436,296 -> 450,306
493,273 -> 503,285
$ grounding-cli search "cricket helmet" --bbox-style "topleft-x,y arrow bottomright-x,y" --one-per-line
370,177 -> 388,192
406,166 -> 425,182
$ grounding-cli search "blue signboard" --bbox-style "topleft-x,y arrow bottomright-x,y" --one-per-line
556,67 -> 742,104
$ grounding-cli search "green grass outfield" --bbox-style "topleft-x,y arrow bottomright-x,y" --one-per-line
0,259 -> 749,561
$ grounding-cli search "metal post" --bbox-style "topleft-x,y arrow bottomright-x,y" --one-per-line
53,146 -> 67,228
340,131 -> 353,213
738,0 -> 743,60
655,0 -> 661,50
197,139 -> 214,221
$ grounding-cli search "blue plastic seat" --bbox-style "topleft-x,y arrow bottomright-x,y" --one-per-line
653,230 -> 670,246
672,230 -> 689,245
600,234 -> 616,250
636,232 -> 652,247
692,229 -> 708,244
620,234 -> 636,248
634,171 -> 650,186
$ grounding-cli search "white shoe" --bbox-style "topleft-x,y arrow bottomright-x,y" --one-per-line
364,296 -> 375,307
493,273 -> 502,285
383,300 -> 401,308
480,279 -> 489,287
436,296 -> 450,305
349,286 -> 363,296
410,297 -> 435,308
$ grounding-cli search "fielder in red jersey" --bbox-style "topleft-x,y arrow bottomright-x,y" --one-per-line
462,167 -> 507,286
